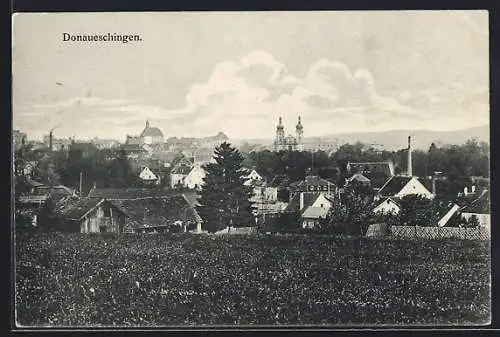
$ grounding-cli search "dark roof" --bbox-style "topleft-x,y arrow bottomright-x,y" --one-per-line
171,165 -> 192,175
289,176 -> 336,193
377,176 -> 413,197
111,195 -> 202,228
120,144 -> 145,152
348,162 -> 394,177
53,197 -> 111,221
284,192 -> 322,213
269,175 -> 291,187
32,185 -> 75,201
460,190 -> 490,214
88,187 -> 171,199
141,126 -> 164,138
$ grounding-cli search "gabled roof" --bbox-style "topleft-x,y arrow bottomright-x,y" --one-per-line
301,206 -> 330,219
347,173 -> 371,183
284,192 -> 326,213
110,195 -> 202,228
171,165 -> 192,175
377,176 -> 414,197
460,190 -> 490,214
269,174 -> 291,188
52,197 -> 125,221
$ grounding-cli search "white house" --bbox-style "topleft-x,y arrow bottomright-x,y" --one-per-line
373,197 -> 401,215
184,165 -> 206,190
170,164 -> 192,189
284,192 -> 334,229
139,166 -> 158,182
243,169 -> 263,186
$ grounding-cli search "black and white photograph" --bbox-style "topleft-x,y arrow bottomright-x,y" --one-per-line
12,11 -> 490,327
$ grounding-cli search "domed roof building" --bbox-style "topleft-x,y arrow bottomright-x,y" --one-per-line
140,120 -> 164,145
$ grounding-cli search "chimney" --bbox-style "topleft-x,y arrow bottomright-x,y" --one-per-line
79,171 -> 83,196
49,131 -> 53,151
299,192 -> 304,211
407,135 -> 412,177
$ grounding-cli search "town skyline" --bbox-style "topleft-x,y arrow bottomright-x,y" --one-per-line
13,11 -> 488,140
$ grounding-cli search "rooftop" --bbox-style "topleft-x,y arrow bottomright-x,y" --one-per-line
111,195 -> 202,228
377,176 -> 414,197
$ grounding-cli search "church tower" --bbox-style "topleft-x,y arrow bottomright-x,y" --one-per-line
274,117 -> 285,151
296,116 -> 304,151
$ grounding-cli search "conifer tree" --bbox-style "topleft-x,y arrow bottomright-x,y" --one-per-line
197,142 -> 255,232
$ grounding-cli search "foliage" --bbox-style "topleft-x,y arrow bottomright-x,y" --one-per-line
325,184 -> 374,235
197,142 -> 255,232
243,139 -> 489,189
16,233 -> 490,326
398,195 -> 439,227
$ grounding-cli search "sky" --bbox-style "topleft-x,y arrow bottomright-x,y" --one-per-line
12,11 -> 489,141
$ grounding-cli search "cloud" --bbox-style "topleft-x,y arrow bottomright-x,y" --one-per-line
16,49 -> 489,139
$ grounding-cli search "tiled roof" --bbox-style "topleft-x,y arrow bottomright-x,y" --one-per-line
377,176 -> 413,197
52,197 -> 108,221
120,144 -> 145,152
88,187 -> 172,200
347,161 -> 395,177
171,165 -> 192,175
460,190 -> 490,214
269,175 -> 291,188
289,176 -> 336,193
87,187 -> 201,208
284,192 -> 322,213
111,195 -> 202,228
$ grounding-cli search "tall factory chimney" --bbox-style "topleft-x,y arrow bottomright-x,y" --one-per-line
407,135 -> 412,177
49,131 -> 53,151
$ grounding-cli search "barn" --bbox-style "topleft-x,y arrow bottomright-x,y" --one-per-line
52,197 -> 131,233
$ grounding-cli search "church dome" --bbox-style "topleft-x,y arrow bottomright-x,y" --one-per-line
140,120 -> 164,138
141,127 -> 164,138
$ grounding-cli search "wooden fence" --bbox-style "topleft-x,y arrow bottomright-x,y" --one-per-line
366,224 -> 490,241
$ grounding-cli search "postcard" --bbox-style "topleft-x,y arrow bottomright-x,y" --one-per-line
12,11 -> 490,328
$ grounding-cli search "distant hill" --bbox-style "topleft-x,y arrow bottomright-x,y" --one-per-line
325,125 -> 489,151
232,125 -> 489,151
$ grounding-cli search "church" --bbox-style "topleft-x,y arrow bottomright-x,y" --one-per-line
125,120 -> 165,147
273,116 -> 304,151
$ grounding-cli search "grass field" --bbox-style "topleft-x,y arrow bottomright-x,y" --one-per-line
15,232 -> 490,327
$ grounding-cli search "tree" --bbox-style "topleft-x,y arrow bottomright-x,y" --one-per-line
325,184 -> 374,235
398,194 -> 438,227
197,142 -> 255,233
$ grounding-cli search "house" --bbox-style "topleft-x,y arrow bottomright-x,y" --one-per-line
372,197 -> 401,215
346,161 -> 395,190
31,185 -> 78,202
347,161 -> 395,177
87,187 -> 201,212
376,176 -> 434,200
52,197 -> 131,233
265,175 -> 291,202
459,190 -> 490,229
243,169 -> 263,186
289,176 -> 337,200
184,165 -> 206,190
139,166 -> 159,184
111,195 -> 203,233
284,192 -> 335,229
346,173 -> 371,187
170,164 -> 192,189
